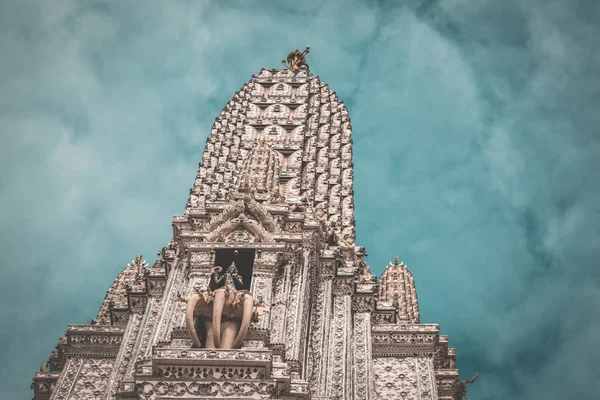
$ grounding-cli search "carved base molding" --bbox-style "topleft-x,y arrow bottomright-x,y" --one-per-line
135,379 -> 278,399
152,348 -> 272,365
62,325 -> 126,359
371,324 -> 439,358
129,348 -> 303,399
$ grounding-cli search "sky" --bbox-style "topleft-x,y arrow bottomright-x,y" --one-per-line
0,0 -> 599,398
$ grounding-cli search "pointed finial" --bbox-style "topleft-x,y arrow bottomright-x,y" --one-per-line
394,256 -> 399,265
282,46 -> 310,71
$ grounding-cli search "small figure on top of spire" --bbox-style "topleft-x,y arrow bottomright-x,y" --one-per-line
282,46 -> 310,71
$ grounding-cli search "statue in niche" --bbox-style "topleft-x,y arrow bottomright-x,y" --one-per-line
185,261 -> 268,349
222,262 -> 244,290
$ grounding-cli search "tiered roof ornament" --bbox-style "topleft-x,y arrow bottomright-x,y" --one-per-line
378,255 -> 420,324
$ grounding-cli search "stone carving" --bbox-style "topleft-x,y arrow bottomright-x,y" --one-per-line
373,357 -> 437,400
306,274 -> 332,394
136,380 -> 276,398
457,372 -> 479,400
290,125 -> 304,142
185,263 -> 269,349
325,294 -> 351,399
264,125 -> 286,142
157,365 -> 265,380
206,215 -> 274,243
281,46 -> 310,71
225,228 -> 255,243
51,358 -> 114,399
105,313 -> 143,399
355,257 -> 375,284
322,218 -> 340,247
353,312 -> 373,400
95,255 -> 148,325
269,82 -> 292,98
264,103 -> 290,120
153,348 -> 272,362
296,83 -> 309,98
235,141 -> 283,201
34,56 -> 470,400
379,257 -> 420,324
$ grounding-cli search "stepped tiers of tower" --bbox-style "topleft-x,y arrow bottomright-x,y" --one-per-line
32,58 -> 474,399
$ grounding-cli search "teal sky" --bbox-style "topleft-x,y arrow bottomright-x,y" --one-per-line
1,1 -> 599,399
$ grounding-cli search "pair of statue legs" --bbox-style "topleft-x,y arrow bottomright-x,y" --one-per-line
202,320 -> 239,349
186,288 -> 254,349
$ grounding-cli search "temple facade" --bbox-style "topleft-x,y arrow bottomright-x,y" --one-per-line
32,49 -> 475,400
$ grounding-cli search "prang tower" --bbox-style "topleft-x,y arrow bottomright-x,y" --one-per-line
32,49 -> 475,400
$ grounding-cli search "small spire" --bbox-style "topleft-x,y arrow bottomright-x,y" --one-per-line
394,256 -> 399,265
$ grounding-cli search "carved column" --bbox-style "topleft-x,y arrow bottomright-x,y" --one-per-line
104,313 -> 142,399
283,234 -> 316,371
114,255 -> 186,395
109,255 -> 184,398
270,259 -> 293,349
250,270 -> 275,330
153,260 -> 193,343
284,253 -> 304,366
352,291 -> 375,400
325,278 -> 353,400
306,260 -> 335,396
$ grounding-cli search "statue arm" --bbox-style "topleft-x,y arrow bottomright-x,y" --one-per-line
233,273 -> 244,287
214,274 -> 226,287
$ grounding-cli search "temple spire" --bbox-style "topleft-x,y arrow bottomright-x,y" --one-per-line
32,56 -> 470,400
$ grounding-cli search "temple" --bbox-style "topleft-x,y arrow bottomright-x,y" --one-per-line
32,49 -> 476,399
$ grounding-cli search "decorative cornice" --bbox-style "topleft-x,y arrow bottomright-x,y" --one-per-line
136,380 -> 278,398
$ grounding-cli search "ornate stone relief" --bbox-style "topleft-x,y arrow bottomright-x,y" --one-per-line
136,380 -> 276,398
225,228 -> 255,243
353,312 -> 374,400
51,358 -> 114,399
306,275 -> 333,395
373,356 -> 437,400
325,294 -> 351,399
379,258 -> 420,324
35,62 -> 468,400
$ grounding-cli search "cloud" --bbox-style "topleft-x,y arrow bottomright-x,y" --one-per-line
1,0 -> 599,399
